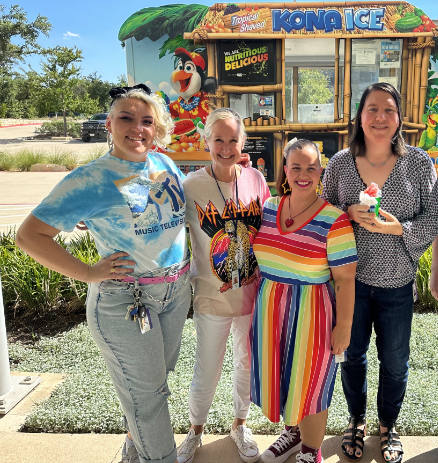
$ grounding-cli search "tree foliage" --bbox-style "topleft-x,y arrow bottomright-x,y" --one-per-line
298,69 -> 334,105
0,4 -> 51,70
34,46 -> 99,135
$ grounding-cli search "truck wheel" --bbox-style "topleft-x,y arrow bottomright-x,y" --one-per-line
82,134 -> 91,142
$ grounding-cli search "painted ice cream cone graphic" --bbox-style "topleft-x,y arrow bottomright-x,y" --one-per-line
359,182 -> 382,216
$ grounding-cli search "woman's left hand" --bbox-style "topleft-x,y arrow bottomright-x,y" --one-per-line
331,325 -> 351,355
237,153 -> 251,168
359,208 -> 403,236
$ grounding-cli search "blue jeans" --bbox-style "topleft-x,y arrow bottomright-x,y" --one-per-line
341,280 -> 414,427
87,264 -> 191,463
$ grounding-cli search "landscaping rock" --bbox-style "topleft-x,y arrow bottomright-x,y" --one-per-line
30,164 -> 67,172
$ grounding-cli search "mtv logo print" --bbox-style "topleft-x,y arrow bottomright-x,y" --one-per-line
114,170 -> 185,228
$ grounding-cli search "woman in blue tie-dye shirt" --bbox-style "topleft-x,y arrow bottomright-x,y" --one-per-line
16,85 -> 191,463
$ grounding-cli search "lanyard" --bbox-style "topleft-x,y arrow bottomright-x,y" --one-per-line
211,165 -> 239,234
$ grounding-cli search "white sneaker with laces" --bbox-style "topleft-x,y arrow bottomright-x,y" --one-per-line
120,442 -> 138,463
230,424 -> 260,463
262,427 -> 301,463
177,428 -> 203,463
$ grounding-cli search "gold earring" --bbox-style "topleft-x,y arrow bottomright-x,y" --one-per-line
282,179 -> 291,194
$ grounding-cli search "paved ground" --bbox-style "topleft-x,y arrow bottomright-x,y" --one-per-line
0,124 -> 107,160
0,171 -> 69,234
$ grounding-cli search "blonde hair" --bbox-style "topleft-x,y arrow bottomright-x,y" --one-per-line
204,108 -> 246,142
109,89 -> 174,148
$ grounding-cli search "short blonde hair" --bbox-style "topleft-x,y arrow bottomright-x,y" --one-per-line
109,89 -> 174,148
204,108 -> 246,143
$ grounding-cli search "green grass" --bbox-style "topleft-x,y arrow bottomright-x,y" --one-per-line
8,315 -> 438,435
0,146 -> 105,172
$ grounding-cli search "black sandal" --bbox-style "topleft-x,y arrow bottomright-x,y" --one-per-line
341,417 -> 367,462
380,423 -> 403,463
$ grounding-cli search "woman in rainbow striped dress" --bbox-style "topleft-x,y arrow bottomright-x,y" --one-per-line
249,139 -> 358,463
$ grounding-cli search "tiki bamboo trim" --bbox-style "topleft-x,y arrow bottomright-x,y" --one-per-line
412,37 -> 425,124
293,67 -> 298,122
401,40 -> 409,116
406,43 -> 414,121
402,121 -> 426,129
167,152 -> 212,162
343,39 -> 352,125
184,32 -> 437,40
221,84 -> 282,93
418,44 -> 432,136
207,43 -> 216,79
244,122 -> 349,133
408,41 -> 436,49
281,39 -> 286,122
334,38 -> 340,122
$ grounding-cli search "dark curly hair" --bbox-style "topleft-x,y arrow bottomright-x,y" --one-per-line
349,82 -> 406,158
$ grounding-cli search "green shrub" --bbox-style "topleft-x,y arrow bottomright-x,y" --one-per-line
37,121 -> 81,138
45,150 -> 80,171
0,230 -> 100,316
0,103 -> 7,118
0,151 -> 15,171
13,149 -> 46,171
416,245 -> 438,312
81,146 -> 106,165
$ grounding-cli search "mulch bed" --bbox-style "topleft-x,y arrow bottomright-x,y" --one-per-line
6,309 -> 86,345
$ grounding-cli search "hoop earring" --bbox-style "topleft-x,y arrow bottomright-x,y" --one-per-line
107,132 -> 114,151
282,179 -> 291,194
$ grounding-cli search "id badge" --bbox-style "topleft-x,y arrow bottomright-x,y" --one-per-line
232,270 -> 240,290
138,306 -> 153,334
335,351 -> 347,363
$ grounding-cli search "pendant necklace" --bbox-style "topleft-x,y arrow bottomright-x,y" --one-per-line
365,152 -> 392,168
285,195 -> 318,228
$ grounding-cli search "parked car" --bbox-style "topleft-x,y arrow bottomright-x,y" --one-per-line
81,113 -> 108,142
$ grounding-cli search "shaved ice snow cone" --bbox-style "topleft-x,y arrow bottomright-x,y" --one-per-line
359,182 -> 381,216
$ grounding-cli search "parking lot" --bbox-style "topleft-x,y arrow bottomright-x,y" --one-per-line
0,124 -> 107,161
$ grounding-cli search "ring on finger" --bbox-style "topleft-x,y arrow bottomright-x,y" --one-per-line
110,267 -> 116,274
112,261 -> 115,268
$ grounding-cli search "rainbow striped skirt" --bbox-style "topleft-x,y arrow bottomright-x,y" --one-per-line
249,277 -> 337,425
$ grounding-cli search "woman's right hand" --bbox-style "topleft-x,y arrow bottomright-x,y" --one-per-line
87,252 -> 135,283
347,203 -> 375,224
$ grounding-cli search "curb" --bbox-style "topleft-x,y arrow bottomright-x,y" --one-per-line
0,123 -> 42,128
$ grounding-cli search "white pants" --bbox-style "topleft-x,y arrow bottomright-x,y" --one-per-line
189,312 -> 252,425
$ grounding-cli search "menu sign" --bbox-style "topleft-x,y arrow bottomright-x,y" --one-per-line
218,40 -> 276,85
244,134 -> 274,182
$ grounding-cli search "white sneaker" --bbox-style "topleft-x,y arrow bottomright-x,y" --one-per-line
262,427 -> 301,463
119,439 -> 138,463
230,425 -> 260,463
177,428 -> 203,463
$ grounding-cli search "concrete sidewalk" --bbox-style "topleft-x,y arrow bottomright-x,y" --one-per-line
0,373 -> 437,463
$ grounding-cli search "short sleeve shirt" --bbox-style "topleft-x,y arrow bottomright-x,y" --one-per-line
32,151 -> 188,276
183,167 -> 271,317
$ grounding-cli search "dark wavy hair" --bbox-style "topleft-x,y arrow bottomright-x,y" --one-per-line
276,138 -> 321,197
349,82 -> 406,157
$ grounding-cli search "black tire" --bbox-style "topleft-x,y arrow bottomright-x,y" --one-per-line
82,133 -> 91,142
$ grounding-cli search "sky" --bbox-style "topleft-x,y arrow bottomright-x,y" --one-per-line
6,0 -> 438,83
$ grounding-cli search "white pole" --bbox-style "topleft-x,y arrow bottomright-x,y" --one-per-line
0,275 -> 13,397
